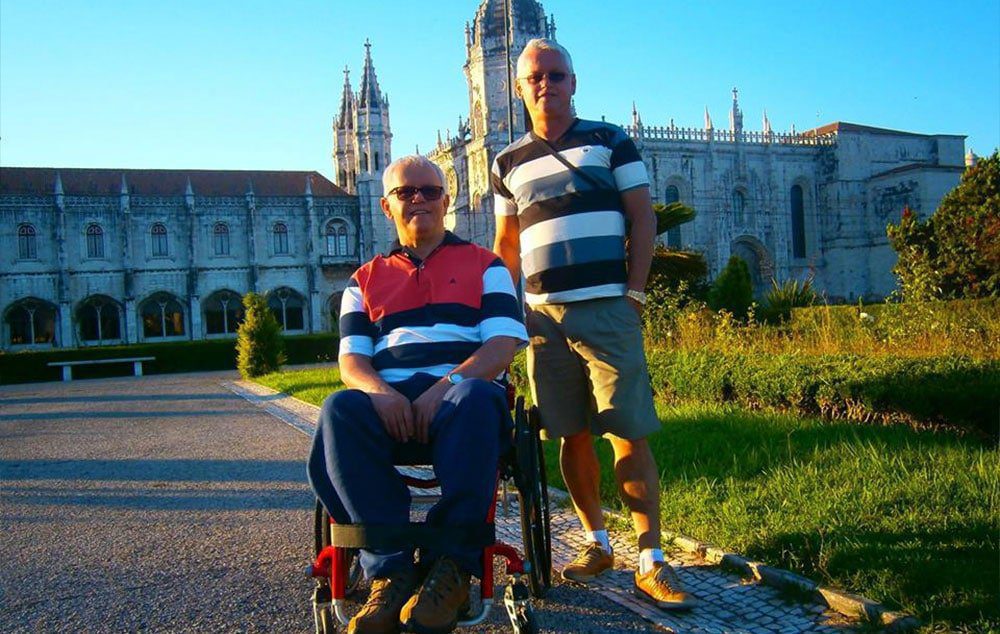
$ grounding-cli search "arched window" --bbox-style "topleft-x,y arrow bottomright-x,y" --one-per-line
374,152 -> 380,171
325,220 -> 350,256
791,185 -> 806,258
77,295 -> 122,343
213,222 -> 230,256
140,292 -> 185,338
17,224 -> 37,259
663,185 -> 681,248
732,190 -> 747,226
267,288 -> 305,331
203,290 -> 243,335
151,223 -> 168,257
4,298 -> 57,346
273,222 -> 289,255
361,152 -> 369,172
86,224 -> 104,258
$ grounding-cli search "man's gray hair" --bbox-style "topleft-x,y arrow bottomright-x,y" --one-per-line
382,155 -> 448,196
517,38 -> 574,75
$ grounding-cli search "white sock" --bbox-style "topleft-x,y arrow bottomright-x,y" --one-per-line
585,530 -> 611,554
639,548 -> 664,574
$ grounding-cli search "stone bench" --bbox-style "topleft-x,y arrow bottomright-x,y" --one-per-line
47,357 -> 156,381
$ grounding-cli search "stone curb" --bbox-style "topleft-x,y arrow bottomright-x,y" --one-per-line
227,379 -> 921,633
663,530 -> 921,632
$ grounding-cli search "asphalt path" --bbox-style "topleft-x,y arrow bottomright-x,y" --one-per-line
0,372 -> 665,633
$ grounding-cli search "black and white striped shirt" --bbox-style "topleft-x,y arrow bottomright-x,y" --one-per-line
491,119 -> 649,305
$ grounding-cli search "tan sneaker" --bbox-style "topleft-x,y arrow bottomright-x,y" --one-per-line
561,542 -> 614,582
634,561 -> 696,611
399,557 -> 470,634
348,567 -> 419,634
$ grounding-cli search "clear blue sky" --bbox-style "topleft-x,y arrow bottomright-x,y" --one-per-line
2,0 -> 997,181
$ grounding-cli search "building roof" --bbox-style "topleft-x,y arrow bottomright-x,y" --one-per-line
0,167 -> 350,197
802,121 -> 966,139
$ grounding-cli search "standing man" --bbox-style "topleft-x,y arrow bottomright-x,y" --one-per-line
310,155 -> 528,634
492,38 -> 695,610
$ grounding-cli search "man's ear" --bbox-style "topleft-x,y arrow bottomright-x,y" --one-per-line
514,79 -> 523,99
380,197 -> 392,218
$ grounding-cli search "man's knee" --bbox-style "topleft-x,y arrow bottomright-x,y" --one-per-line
319,389 -> 379,438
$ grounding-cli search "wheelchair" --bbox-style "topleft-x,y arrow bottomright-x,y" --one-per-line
308,394 -> 552,633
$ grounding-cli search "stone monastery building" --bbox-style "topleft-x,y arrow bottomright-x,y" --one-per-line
0,0 -> 968,351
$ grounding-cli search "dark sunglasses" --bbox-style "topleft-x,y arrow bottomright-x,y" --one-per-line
519,71 -> 569,85
386,185 -> 445,201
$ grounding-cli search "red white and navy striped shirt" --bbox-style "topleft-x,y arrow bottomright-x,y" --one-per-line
491,119 -> 649,305
338,232 -> 528,384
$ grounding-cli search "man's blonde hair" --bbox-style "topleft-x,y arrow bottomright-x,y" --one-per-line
517,38 -> 574,75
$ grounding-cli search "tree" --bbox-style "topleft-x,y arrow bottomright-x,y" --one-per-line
708,255 -> 753,319
236,292 -> 286,379
887,150 -> 1000,300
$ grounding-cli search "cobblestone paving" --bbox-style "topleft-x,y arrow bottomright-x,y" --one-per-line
228,380 -> 856,633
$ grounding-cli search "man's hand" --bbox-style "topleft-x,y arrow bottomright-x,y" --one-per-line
410,379 -> 450,444
368,387 -> 414,443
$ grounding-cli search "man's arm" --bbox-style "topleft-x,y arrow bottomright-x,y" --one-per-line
339,352 -> 414,443
621,185 -> 656,313
493,214 -> 522,282
409,335 -> 520,443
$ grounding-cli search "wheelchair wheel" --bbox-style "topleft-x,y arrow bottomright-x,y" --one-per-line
314,500 -> 363,597
513,398 -> 552,599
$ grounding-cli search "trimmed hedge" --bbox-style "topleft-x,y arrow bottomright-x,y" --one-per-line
646,348 -> 1000,440
0,333 -> 338,385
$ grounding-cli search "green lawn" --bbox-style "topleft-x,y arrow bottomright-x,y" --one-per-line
256,366 -> 999,632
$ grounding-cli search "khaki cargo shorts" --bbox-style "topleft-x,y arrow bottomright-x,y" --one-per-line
525,296 -> 660,440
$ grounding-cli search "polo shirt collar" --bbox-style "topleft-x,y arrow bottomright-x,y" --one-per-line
383,231 -> 467,259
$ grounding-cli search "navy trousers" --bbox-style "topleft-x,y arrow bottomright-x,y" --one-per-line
307,374 -> 511,579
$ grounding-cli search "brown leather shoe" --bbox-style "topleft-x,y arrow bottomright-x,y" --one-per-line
561,542 -> 614,582
348,567 -> 420,634
634,561 -> 696,611
399,557 -> 470,634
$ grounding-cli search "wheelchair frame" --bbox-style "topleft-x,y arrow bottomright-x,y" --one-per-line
308,396 -> 551,633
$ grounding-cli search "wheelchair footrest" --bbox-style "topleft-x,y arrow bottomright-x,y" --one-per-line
328,522 -> 495,551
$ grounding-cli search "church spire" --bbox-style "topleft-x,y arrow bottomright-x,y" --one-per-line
729,86 -> 743,133
358,39 -> 383,109
338,65 -> 354,128
704,106 -> 713,130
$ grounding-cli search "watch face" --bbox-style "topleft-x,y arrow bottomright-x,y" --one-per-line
448,373 -> 463,385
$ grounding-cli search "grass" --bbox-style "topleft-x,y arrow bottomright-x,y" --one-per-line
255,366 -> 999,632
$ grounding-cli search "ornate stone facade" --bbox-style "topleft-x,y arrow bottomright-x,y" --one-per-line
427,0 -> 967,301
0,168 -> 359,350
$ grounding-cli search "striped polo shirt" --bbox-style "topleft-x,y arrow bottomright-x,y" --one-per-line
491,118 -> 649,305
338,232 -> 528,384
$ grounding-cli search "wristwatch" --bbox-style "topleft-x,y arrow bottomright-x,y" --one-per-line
446,372 -> 464,386
625,289 -> 647,305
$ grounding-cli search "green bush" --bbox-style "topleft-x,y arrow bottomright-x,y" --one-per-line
647,348 -> 1000,439
708,255 -> 753,319
236,292 -> 286,378
760,277 -> 817,324
0,333 -> 337,385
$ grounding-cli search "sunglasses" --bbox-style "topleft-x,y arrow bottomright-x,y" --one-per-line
386,185 -> 445,201
519,71 -> 569,85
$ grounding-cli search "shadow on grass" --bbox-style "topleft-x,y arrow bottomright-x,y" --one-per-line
756,525 -> 999,627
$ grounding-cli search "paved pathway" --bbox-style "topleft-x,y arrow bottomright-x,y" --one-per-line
0,371 -> 858,632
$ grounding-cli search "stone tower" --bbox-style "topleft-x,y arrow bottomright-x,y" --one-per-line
332,40 -> 393,259
461,1 -> 552,227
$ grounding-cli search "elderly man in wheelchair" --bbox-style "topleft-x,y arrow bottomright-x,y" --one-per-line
308,155 -> 530,634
